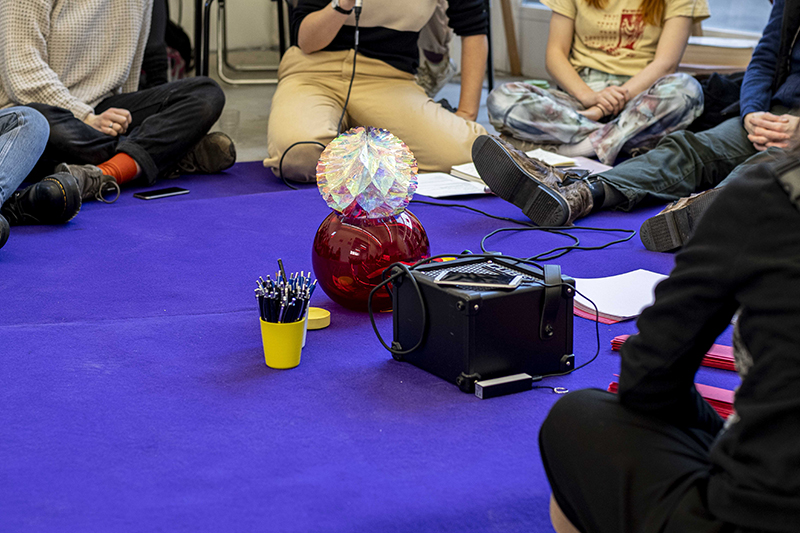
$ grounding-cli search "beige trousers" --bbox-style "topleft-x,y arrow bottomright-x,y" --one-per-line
264,47 -> 486,182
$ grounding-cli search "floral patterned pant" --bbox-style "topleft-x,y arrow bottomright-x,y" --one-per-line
486,69 -> 704,165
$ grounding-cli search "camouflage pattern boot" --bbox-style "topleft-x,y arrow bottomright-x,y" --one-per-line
471,135 -> 594,226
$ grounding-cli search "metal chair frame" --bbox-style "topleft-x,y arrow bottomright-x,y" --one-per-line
201,0 -> 287,85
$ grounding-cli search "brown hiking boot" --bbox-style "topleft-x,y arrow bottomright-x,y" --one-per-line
176,132 -> 236,175
471,135 -> 594,226
56,163 -> 120,203
639,188 -> 722,252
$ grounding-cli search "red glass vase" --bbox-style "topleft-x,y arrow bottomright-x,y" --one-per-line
311,210 -> 430,312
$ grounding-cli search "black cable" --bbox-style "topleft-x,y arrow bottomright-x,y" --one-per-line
410,198 -> 636,262
276,7 -> 361,189
479,225 -> 636,261
337,8 -> 360,135
368,262 -> 427,355
411,198 -> 538,228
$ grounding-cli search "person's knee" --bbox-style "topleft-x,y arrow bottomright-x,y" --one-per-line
15,107 -> 49,136
657,128 -> 697,153
652,72 -> 702,100
179,77 -> 226,124
540,389 -> 609,456
194,76 -> 226,112
273,142 -> 324,183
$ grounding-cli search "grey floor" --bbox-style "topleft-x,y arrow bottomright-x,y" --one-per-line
207,50 -> 507,164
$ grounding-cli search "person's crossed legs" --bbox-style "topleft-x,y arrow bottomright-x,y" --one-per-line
29,77 -> 234,203
539,389 -> 722,533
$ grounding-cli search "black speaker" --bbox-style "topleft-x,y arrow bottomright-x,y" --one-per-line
391,257 -> 575,393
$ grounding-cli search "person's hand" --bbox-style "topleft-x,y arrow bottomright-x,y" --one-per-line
580,86 -> 628,117
83,108 -> 132,137
578,105 -> 605,122
764,114 -> 800,150
744,112 -> 797,151
455,108 -> 478,122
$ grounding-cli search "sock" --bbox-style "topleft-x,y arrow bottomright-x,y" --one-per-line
554,137 -> 595,158
98,153 -> 140,184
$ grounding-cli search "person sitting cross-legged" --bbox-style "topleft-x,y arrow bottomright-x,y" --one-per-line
264,0 -> 489,183
486,0 -> 709,166
0,0 -> 236,205
473,0 -> 800,250
539,151 -> 800,533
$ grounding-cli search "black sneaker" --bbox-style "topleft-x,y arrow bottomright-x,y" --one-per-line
1,172 -> 82,226
472,135 -> 593,226
639,188 -> 722,252
56,163 -> 120,203
0,213 -> 9,250
175,132 -> 236,175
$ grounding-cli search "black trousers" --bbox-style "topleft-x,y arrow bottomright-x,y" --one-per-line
28,77 -> 224,184
539,389 -> 763,533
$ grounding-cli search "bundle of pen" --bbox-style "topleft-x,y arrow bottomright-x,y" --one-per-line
255,260 -> 317,324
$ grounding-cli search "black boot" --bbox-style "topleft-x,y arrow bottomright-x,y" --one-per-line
1,172 -> 82,226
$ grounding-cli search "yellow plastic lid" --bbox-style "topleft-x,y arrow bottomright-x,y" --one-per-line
307,307 -> 331,330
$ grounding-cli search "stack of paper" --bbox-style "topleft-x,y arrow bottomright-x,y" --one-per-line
415,172 -> 490,198
607,381 -> 735,418
450,149 -> 577,183
573,269 -> 667,324
610,334 -> 736,371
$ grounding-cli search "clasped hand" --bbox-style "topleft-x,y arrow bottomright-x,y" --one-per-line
83,108 -> 132,137
744,112 -> 800,151
580,86 -> 629,121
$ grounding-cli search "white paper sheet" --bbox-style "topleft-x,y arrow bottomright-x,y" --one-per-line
415,173 -> 489,198
573,269 -> 668,321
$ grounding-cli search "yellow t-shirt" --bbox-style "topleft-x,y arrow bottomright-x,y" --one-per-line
541,0 -> 710,77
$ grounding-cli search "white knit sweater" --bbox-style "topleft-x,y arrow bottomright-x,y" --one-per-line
0,0 -> 153,120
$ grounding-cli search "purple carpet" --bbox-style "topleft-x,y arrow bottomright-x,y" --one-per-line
0,163 -> 738,532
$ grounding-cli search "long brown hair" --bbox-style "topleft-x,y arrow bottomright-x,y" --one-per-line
584,0 -> 665,27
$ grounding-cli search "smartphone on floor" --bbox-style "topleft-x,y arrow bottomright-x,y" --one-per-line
133,187 -> 190,200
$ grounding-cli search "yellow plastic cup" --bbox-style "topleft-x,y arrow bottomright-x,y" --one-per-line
260,318 -> 305,369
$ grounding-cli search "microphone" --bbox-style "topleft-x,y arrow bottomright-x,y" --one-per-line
354,0 -> 362,15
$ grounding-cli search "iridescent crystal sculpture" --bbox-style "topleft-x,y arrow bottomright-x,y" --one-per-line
316,126 -> 418,219
312,127 -> 429,311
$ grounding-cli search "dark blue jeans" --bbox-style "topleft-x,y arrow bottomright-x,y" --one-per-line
28,77 -> 225,184
0,107 -> 49,205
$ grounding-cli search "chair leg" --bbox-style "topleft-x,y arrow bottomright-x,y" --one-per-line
277,0 -> 287,58
215,0 -> 279,84
195,0 -> 204,76
202,0 -> 216,76
486,0 -> 494,91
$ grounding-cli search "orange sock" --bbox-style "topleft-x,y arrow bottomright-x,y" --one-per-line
98,153 -> 140,184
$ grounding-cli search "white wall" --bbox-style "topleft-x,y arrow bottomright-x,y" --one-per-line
448,1 -> 550,81
170,0 -> 285,51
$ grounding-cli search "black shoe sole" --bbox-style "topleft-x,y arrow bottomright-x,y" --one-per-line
471,136 -> 570,226
639,188 -> 721,252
